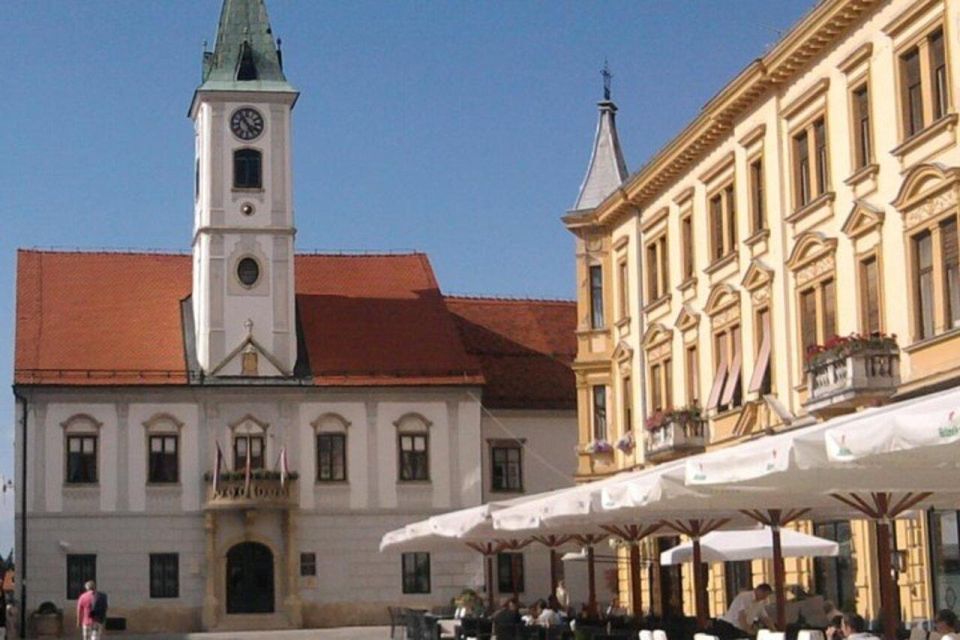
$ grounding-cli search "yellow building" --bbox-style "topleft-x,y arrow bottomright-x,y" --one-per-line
565,0 -> 960,625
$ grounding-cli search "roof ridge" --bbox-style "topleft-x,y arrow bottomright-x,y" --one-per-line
295,250 -> 425,257
445,293 -> 575,304
18,248 -> 189,256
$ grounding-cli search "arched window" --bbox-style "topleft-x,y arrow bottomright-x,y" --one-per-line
233,149 -> 262,189
62,414 -> 102,485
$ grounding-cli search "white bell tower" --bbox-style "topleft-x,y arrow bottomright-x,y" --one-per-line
189,0 -> 299,377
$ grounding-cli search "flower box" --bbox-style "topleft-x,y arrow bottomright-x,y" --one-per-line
804,333 -> 900,417
644,407 -> 706,462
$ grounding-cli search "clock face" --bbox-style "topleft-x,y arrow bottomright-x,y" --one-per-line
230,108 -> 264,141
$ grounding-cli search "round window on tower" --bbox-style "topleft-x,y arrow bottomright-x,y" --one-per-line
237,257 -> 261,288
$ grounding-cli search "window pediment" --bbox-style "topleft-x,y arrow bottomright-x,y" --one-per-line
704,283 -> 740,317
393,412 -> 432,432
612,339 -> 634,363
311,412 -> 351,432
892,163 -> 960,229
741,259 -> 774,292
786,232 -> 838,271
143,413 -> 184,433
61,413 -> 103,433
641,323 -> 672,349
841,200 -> 885,239
229,414 -> 269,434
674,304 -> 700,332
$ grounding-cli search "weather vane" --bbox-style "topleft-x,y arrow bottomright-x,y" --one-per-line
602,59 -> 613,101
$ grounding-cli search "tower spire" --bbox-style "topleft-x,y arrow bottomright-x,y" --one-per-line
570,63 -> 629,212
198,0 -> 294,92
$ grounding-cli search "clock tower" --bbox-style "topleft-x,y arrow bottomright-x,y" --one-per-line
189,0 -> 299,378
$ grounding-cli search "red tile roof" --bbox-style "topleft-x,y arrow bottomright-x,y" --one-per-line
14,252 -> 576,408
15,250 -> 483,387
444,296 -> 577,410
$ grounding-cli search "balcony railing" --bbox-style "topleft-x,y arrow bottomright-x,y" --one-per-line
804,342 -> 900,417
203,471 -> 298,510
645,413 -> 707,462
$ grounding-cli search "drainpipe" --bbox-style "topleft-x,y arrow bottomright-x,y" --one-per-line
13,389 -> 27,639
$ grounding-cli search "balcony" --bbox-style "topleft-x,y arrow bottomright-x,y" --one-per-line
645,410 -> 707,462
804,337 -> 900,418
204,471 -> 298,510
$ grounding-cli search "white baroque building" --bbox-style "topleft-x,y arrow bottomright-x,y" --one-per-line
12,0 -> 585,633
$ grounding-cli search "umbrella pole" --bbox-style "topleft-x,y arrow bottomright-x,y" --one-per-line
875,519 -> 898,640
550,549 -> 559,595
485,554 -> 495,610
587,545 -> 598,616
629,542 -> 643,618
771,525 -> 786,631
692,536 -> 709,629
511,553 -> 520,601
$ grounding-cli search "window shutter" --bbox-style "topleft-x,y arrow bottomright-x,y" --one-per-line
705,358 -> 728,411
721,336 -> 743,406
748,313 -> 772,394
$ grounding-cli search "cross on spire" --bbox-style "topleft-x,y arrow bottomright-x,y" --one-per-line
602,59 -> 612,101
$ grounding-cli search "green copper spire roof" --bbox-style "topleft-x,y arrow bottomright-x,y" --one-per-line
198,0 -> 296,93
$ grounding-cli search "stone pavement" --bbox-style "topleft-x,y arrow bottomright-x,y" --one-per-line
111,626 -> 392,640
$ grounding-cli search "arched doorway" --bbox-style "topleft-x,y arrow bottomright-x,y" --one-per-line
226,542 -> 275,614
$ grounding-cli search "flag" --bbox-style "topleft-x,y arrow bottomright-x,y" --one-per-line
213,443 -> 224,494
243,438 -> 252,497
279,447 -> 289,488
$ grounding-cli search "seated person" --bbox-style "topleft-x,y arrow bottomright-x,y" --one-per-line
536,599 -> 562,627
936,610 -> 960,640
839,613 -> 878,640
522,601 -> 542,626
710,583 -> 774,639
606,596 -> 628,618
490,598 -> 520,626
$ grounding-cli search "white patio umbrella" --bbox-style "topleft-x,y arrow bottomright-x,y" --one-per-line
659,526 -> 838,564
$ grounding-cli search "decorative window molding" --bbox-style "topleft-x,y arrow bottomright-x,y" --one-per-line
786,232 -> 838,287
393,412 -> 433,432
892,162 -> 960,230
311,412 -> 351,432
782,78 -> 830,122
61,414 -> 103,433
838,42 -> 873,75
741,259 -> 774,293
640,207 -> 669,234
143,413 -> 184,434
698,150 -> 735,187
841,200 -> 885,240
674,304 -> 701,334
737,123 -> 766,149
228,414 -> 269,435
704,283 -> 741,323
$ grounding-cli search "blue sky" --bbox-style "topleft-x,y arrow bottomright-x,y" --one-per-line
0,1 -> 812,551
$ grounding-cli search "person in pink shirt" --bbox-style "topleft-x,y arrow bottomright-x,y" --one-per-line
76,581 -> 105,640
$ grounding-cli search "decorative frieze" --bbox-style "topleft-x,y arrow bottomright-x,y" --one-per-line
795,255 -> 836,287
904,189 -> 958,230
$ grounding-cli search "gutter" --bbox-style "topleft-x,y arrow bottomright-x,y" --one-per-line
12,388 -> 26,639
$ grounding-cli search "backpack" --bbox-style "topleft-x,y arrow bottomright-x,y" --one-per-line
91,591 -> 108,623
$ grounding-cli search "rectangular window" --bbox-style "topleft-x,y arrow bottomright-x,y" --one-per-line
233,435 -> 264,470
724,185 -> 737,250
859,256 -> 881,335
592,385 -> 607,441
814,521 -> 856,612
149,553 -> 179,599
931,29 -> 947,121
316,433 -> 347,482
646,243 -> 660,303
813,118 -> 828,196
706,332 -> 729,412
800,288 -> 819,355
685,345 -> 699,406
491,446 -> 523,492
681,214 -> 694,279
724,561 -> 754,607
67,554 -> 96,600
929,511 -> 960,614
794,130 -> 811,207
750,308 -> 773,396
401,552 -> 431,594
902,47 -> 924,137
822,279 -> 837,341
749,158 -> 765,233
589,265 -> 604,329
942,217 -> 960,330
650,363 -> 663,413
710,193 -> 724,261
497,552 -> 525,593
399,434 -> 429,481
915,231 -> 935,339
148,434 -> 178,484
720,325 -> 743,411
622,376 -> 633,433
66,435 -> 98,484
618,259 -> 629,319
852,85 -> 871,169
300,552 -> 317,577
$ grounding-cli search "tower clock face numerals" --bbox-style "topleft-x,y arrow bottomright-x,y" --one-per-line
230,108 -> 264,140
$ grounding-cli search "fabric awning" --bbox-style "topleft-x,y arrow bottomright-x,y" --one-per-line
659,526 -> 839,565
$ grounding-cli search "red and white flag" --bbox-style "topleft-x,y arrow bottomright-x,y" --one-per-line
213,443 -> 224,494
243,438 -> 253,496
279,447 -> 290,488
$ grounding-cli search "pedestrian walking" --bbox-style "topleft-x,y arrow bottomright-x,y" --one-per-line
76,581 -> 108,640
